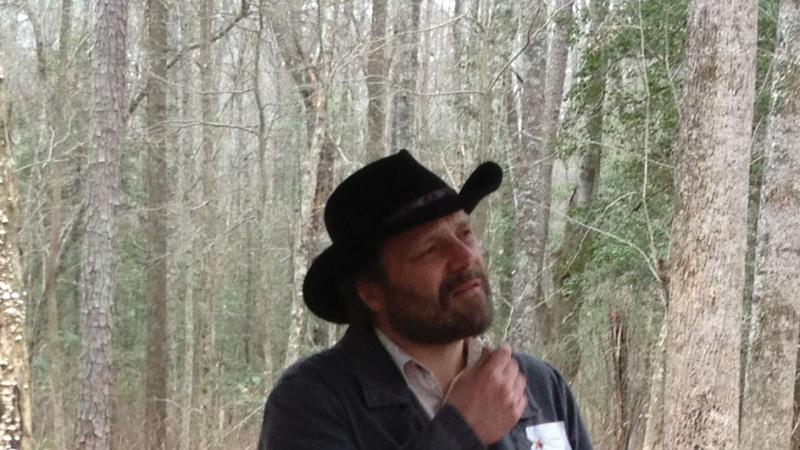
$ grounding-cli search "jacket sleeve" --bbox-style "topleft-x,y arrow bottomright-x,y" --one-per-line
257,373 -> 486,450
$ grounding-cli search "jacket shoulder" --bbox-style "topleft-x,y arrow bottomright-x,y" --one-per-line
258,347 -> 357,449
271,345 -> 352,398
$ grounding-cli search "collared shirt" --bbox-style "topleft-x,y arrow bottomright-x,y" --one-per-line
375,328 -> 484,419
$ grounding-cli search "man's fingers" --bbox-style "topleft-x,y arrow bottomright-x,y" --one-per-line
512,370 -> 527,396
485,343 -> 512,368
479,345 -> 492,362
513,389 -> 528,417
497,343 -> 512,357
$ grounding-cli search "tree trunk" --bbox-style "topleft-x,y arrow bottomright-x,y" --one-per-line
467,2 -> 518,240
43,0 -> 73,447
740,0 -> 800,447
366,0 -> 387,161
533,0 -> 575,369
178,266 -> 194,450
416,0 -> 434,153
793,343 -> 800,450
642,319 -> 667,450
74,1 -> 128,449
451,0 -> 477,178
198,0 -> 219,447
608,307 -> 630,450
547,0 -> 602,382
143,0 -> 169,448
285,127 -> 336,366
270,2 -> 337,368
176,6 -> 196,450
661,0 -> 756,446
390,0 -> 422,151
0,68 -> 34,450
254,0 -> 275,388
508,3 -> 551,354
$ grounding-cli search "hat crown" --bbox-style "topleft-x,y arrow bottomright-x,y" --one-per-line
324,150 -> 453,244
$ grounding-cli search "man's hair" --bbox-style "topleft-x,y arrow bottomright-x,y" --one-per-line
340,246 -> 387,326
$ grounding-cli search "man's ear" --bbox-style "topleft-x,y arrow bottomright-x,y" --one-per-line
355,278 -> 384,313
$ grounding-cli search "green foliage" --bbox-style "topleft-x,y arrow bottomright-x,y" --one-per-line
485,172 -> 517,341
557,0 -> 683,294
114,221 -> 147,401
755,0 -> 780,124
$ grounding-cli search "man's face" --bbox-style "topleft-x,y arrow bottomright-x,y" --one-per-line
367,210 -> 493,344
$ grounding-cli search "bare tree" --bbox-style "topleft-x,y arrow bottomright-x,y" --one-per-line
509,2 -> 552,354
269,0 -> 337,367
740,0 -> 800,447
252,0 -> 276,390
0,66 -> 34,450
176,7 -> 197,450
74,1 -> 128,449
390,0 -> 422,151
197,0 -> 219,447
661,0 -> 757,446
143,0 -> 169,448
42,0 -> 74,447
366,0 -> 387,161
531,0 -> 577,376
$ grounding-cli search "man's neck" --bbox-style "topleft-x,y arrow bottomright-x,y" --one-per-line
377,325 -> 467,393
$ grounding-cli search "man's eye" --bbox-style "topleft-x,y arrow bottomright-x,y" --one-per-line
417,244 -> 436,258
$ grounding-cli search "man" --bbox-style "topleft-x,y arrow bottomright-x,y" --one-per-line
258,150 -> 592,450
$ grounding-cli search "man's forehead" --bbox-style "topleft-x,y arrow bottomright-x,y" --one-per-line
387,211 -> 471,247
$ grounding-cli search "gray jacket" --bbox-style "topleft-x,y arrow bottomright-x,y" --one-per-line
258,325 -> 593,450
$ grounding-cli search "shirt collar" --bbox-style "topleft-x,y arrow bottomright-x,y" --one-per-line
374,328 -> 485,376
375,328 -> 416,373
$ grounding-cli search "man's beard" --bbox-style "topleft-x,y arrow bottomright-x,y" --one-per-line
379,267 -> 493,345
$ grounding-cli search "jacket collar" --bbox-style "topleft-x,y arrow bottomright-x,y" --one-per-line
337,324 -> 415,409
336,324 -> 539,421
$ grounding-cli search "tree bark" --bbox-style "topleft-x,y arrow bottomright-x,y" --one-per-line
366,0 -> 387,161
0,68 -> 34,450
253,0 -> 275,389
74,1 -> 128,449
143,0 -> 169,448
508,3 -> 552,354
608,307 -> 630,450
740,0 -> 800,447
533,0 -> 575,366
198,0 -> 219,447
661,0 -> 757,447
176,6 -> 196,450
43,0 -> 74,447
269,2 -> 337,368
642,319 -> 667,450
547,0 -> 603,382
467,2 -> 518,240
390,0 -> 422,151
451,0 -> 477,176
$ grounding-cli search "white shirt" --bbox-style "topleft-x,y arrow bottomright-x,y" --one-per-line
375,328 -> 484,418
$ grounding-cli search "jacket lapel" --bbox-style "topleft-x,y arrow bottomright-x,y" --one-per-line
338,325 -> 429,445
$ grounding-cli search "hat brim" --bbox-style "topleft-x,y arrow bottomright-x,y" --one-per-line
303,160 -> 503,324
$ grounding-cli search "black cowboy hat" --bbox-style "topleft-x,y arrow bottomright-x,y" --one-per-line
303,149 -> 503,324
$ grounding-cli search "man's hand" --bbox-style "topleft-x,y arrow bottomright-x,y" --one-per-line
446,344 -> 527,445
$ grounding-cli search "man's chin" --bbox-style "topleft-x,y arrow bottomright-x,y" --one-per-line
393,312 -> 492,345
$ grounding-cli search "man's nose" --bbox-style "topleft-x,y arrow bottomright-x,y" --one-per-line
447,237 -> 479,271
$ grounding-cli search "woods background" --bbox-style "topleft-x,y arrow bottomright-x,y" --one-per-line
0,0 -> 798,449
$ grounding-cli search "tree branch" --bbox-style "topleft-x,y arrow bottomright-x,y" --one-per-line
127,0 -> 251,118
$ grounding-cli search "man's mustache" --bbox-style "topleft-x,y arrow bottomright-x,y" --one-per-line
440,268 -> 489,300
